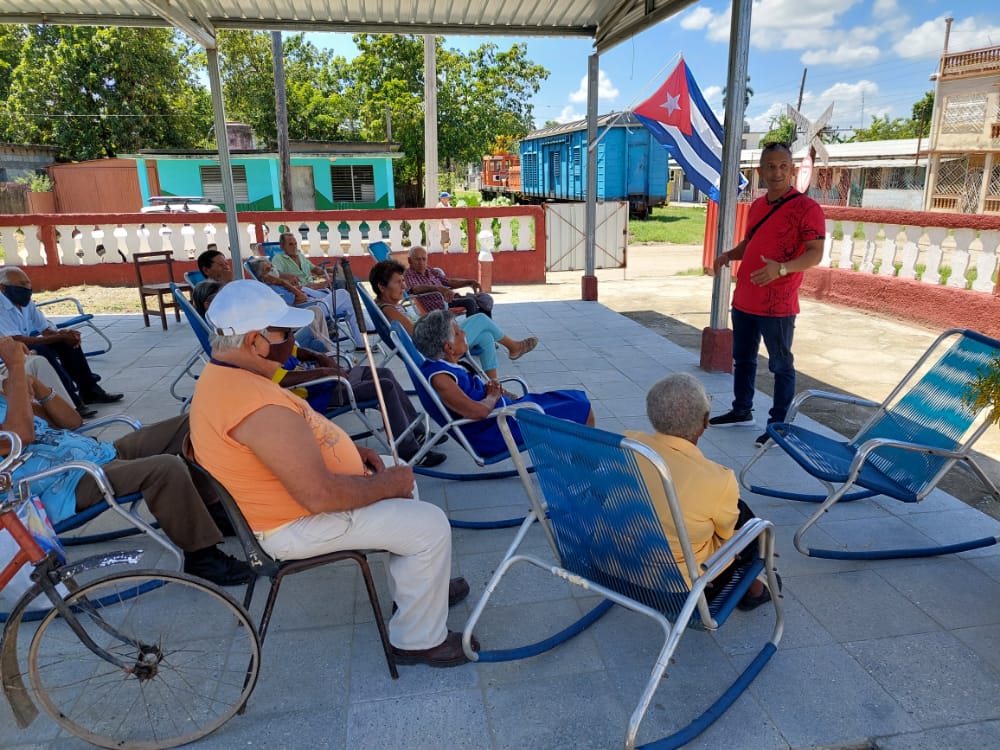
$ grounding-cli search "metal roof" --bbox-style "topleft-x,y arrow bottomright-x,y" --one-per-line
524,112 -> 644,140
740,139 -> 927,169
0,0 -> 700,53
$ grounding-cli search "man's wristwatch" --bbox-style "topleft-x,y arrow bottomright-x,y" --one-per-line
778,263 -> 788,277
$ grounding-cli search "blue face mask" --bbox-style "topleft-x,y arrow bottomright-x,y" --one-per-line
3,285 -> 32,307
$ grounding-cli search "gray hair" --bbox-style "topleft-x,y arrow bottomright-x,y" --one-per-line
210,331 -> 251,353
408,245 -> 427,258
412,309 -> 456,360
645,373 -> 711,442
0,266 -> 28,285
246,257 -> 267,277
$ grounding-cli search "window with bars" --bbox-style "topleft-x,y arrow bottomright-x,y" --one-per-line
550,151 -> 561,184
572,146 -> 581,175
522,153 -> 538,186
331,165 -> 375,203
199,165 -> 249,204
941,93 -> 987,134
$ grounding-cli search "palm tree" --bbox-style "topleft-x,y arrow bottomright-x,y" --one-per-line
722,75 -> 753,115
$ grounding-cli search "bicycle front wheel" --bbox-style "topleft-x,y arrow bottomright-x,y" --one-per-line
28,569 -> 261,750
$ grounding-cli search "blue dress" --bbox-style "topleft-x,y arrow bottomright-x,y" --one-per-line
420,359 -> 591,456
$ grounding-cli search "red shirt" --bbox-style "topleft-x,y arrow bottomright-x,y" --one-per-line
732,189 -> 825,317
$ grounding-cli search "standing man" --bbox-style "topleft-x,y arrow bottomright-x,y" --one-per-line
710,143 -> 826,446
436,191 -> 452,249
404,246 -> 494,317
0,267 -> 123,413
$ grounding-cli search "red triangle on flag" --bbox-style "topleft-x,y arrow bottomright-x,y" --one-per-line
634,60 -> 692,136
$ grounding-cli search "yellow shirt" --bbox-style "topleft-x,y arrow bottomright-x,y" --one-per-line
624,431 -> 740,586
191,363 -> 365,533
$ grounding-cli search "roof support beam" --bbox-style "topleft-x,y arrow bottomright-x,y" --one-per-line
138,0 -> 216,48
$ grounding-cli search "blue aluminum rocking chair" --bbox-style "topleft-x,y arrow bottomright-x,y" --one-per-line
463,407 -> 783,750
740,328 -> 1000,560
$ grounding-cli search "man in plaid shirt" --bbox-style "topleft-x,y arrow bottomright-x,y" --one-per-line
403,246 -> 494,318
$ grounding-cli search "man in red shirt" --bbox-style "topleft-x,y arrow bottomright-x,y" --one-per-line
711,143 -> 826,446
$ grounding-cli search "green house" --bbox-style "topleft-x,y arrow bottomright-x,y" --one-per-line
134,141 -> 402,211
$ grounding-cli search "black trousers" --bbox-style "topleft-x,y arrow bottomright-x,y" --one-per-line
29,341 -> 99,404
704,499 -> 757,601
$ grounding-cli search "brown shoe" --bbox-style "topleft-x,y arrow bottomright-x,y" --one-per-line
448,576 -> 470,607
391,630 -> 479,668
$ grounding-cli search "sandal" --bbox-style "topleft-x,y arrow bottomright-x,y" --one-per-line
509,336 -> 538,361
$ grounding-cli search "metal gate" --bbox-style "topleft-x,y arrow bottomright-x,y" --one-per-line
544,201 -> 628,271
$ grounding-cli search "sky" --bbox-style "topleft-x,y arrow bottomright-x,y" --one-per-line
311,0 -> 1000,138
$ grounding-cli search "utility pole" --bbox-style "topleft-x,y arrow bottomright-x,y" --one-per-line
796,68 -> 807,111
271,31 -> 293,211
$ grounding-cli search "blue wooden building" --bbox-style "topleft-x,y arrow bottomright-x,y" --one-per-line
519,112 -> 669,217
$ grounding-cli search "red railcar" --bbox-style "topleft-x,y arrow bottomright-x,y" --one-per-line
480,153 -> 521,201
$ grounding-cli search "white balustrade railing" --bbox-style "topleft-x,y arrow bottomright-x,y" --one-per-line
0,210 -> 539,267
821,218 -> 1000,293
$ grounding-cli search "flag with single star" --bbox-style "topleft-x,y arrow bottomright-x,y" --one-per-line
633,57 -> 744,202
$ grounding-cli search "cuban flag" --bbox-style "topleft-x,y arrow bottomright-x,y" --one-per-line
633,57 -> 745,202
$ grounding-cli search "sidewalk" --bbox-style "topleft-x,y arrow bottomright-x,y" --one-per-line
2,266 -> 1000,749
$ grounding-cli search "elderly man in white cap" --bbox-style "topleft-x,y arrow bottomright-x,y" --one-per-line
189,280 -> 473,668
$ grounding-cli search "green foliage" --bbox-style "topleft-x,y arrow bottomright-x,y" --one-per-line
963,354 -> 1000,426
851,93 -> 934,141
13,173 -> 52,192
628,205 -> 707,245
911,91 -> 934,137
0,24 -> 27,99
3,27 -> 209,160
762,114 -> 795,146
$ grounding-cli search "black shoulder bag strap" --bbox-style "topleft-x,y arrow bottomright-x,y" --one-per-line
745,191 -> 803,242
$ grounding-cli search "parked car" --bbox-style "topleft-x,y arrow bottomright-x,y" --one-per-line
141,196 -> 222,214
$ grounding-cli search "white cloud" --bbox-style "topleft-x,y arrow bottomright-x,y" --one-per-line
894,16 -> 1000,59
801,43 -> 880,66
554,105 -> 583,124
680,6 -> 714,30
703,85 -> 722,102
568,70 -> 620,104
748,102 -> 786,133
872,0 -> 898,20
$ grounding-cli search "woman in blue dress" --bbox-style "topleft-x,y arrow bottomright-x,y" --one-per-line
412,310 -> 594,457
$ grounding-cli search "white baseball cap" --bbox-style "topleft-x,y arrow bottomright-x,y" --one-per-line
206,279 -> 315,335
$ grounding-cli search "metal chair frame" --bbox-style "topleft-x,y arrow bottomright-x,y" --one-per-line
184,451 -> 398,686
740,328 -> 1000,560
35,297 -> 112,357
463,407 -> 783,750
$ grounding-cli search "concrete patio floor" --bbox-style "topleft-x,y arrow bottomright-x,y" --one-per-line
3,291 -> 1000,750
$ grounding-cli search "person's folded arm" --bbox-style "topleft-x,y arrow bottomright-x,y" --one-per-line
431,373 -> 499,420
230,405 -> 414,513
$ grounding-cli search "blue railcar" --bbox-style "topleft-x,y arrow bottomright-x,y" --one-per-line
518,112 -> 669,218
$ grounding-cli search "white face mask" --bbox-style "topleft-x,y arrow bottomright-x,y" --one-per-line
267,267 -> 279,278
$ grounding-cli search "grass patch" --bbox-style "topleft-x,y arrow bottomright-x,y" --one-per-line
629,205 -> 707,245
674,267 -> 706,276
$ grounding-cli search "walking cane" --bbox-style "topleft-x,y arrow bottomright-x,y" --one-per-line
340,258 -> 399,464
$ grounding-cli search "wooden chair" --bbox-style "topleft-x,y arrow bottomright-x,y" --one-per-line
133,250 -> 189,329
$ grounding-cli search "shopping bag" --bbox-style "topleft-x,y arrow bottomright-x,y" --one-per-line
1,496 -> 67,613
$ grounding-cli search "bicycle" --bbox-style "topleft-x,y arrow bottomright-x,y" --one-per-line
0,432 -> 262,749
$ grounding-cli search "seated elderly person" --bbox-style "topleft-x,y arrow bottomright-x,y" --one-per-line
404,245 -> 493,318
371,260 -> 535,379
0,336 -> 251,587
0,266 -> 123,414
189,280 -> 471,667
412,310 -> 594,456
194,279 -> 442,467
626,373 -> 778,610
270,233 -> 371,349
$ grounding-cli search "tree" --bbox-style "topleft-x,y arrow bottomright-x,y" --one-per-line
722,75 -> 753,115
0,25 -> 26,100
762,114 -> 795,146
342,35 -> 547,200
4,26 -> 208,160
911,91 -> 934,138
850,114 -> 915,141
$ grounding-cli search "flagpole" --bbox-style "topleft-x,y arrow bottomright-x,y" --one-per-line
703,0 -> 752,371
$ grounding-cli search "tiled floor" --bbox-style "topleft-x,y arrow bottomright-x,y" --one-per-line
3,301 -> 1000,750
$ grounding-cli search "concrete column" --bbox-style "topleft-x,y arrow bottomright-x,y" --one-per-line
923,153 -> 940,211
424,35 -> 438,208
978,152 -> 994,213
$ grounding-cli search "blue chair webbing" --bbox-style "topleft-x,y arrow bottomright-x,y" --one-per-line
852,331 -> 999,498
171,282 -> 213,357
368,241 -> 391,262
516,410 -> 694,621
